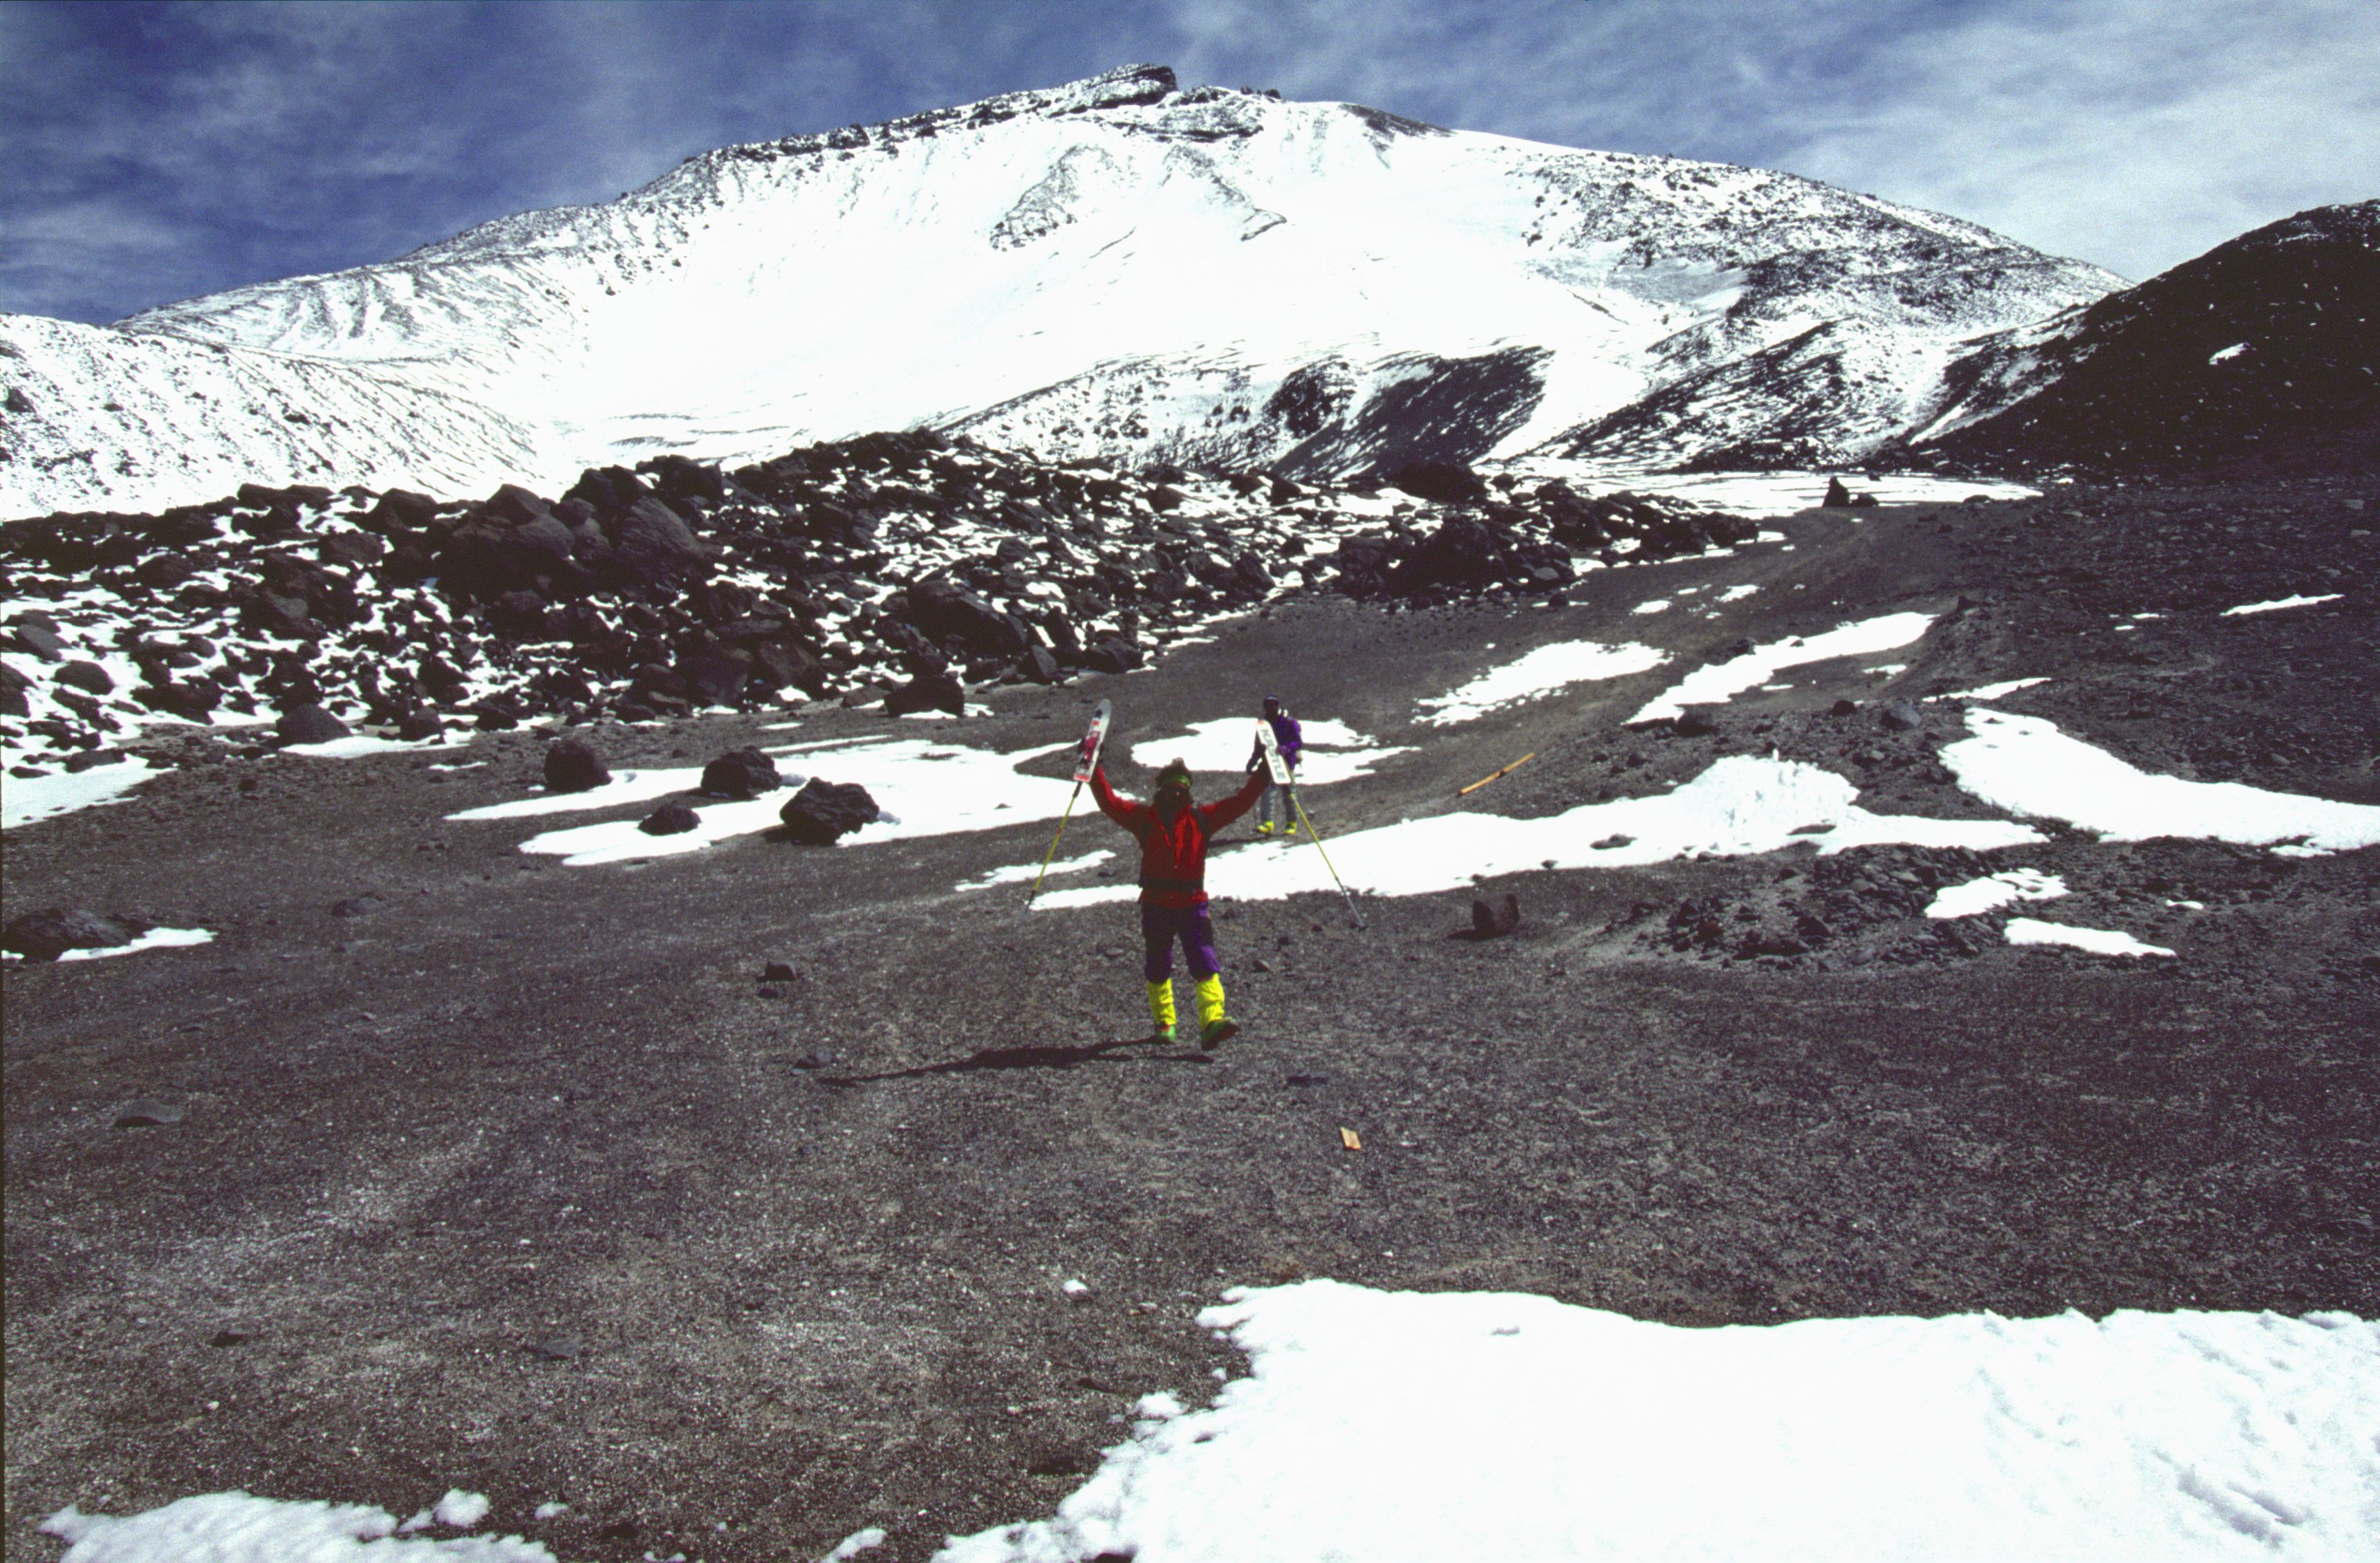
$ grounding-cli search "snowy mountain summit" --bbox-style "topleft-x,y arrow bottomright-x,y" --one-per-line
0,64 -> 2124,519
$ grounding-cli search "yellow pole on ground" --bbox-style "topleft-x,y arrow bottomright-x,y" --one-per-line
1458,752 -> 1536,797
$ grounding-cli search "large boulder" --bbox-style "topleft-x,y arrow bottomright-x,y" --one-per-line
55,660 -> 114,696
639,802 -> 700,835
884,670 -> 966,716
1388,460 -> 1490,506
779,779 -> 879,844
543,738 -> 611,793
700,748 -> 781,799
611,497 -> 711,587
1080,638 -> 1142,676
900,578 -> 1031,659
4,908 -> 151,962
678,645 -> 753,707
275,703 -> 351,745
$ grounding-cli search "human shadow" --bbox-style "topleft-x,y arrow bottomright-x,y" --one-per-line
823,1035 -> 1210,1084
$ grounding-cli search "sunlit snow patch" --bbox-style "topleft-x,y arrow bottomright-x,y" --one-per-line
1,758 -> 160,830
40,1490 -> 555,1562
1127,719 -> 1407,786
1929,677 -> 2047,703
939,1281 -> 2377,1563
510,739 -> 1077,867
1034,755 -> 2040,909
1630,598 -> 1671,615
1926,870 -> 2065,920
959,849 -> 1114,892
1944,710 -> 2380,854
1628,612 -> 1936,725
281,733 -> 452,759
2005,918 -> 2175,959
1512,467 -> 2037,517
1415,640 -> 1668,725
2220,593 -> 2344,617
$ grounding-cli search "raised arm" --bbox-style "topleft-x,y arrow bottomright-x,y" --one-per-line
1090,766 -> 1146,832
1199,769 -> 1272,831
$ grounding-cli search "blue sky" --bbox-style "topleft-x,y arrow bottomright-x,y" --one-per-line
3,0 -> 2373,323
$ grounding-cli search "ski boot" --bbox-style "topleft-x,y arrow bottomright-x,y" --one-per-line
1193,975 -> 1237,1051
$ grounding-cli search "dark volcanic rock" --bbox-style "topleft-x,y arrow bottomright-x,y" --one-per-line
902,577 -> 1032,659
6,908 -> 150,961
1470,894 -> 1522,938
112,1100 -> 185,1129
1388,460 -> 1491,506
1823,477 -> 1855,508
396,710 -> 445,741
54,660 -> 114,695
275,703 -> 351,745
544,738 -> 611,794
611,497 -> 711,586
639,802 -> 700,835
779,779 -> 879,844
1915,201 -> 2380,477
884,670 -> 966,716
700,748 -> 781,799
1879,701 -> 1925,732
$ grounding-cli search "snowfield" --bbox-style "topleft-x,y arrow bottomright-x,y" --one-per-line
1,66 -> 2116,519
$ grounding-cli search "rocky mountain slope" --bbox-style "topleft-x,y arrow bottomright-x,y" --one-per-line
0,65 -> 2120,519
1901,201 -> 2379,475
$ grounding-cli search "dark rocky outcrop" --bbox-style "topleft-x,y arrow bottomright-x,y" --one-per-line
700,748 -> 781,799
639,802 -> 700,835
884,670 -> 966,716
543,738 -> 611,793
4,908 -> 151,962
779,779 -> 880,844
275,703 -> 351,745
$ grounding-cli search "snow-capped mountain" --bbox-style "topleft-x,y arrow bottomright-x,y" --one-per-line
0,64 -> 2123,520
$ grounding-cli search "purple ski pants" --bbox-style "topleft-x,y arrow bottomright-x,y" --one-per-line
1142,903 -> 1221,981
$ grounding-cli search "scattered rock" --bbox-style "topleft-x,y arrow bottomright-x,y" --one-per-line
54,660 -> 114,695
1285,1071 -> 1330,1086
543,738 -> 611,793
700,747 -> 781,799
531,1334 -> 583,1361
396,710 -> 445,741
1592,833 -> 1634,850
113,1100 -> 185,1129
1879,701 -> 1925,732
1823,477 -> 1854,508
639,802 -> 700,835
1471,894 -> 1522,938
1675,710 -> 1719,737
761,961 -> 797,981
208,1326 -> 259,1348
4,907 -> 149,961
1830,699 -> 1859,716
779,779 -> 880,844
10,620 -> 66,660
791,1052 -> 837,1071
275,703 -> 351,745
884,669 -> 965,716
330,894 -> 390,918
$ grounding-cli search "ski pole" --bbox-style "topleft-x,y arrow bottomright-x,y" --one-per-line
1287,786 -> 1364,929
1025,780 -> 1085,906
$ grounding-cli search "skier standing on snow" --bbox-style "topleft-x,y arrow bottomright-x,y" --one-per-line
1248,695 -> 1304,836
1091,754 -> 1267,1049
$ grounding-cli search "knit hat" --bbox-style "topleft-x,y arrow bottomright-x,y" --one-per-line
1156,757 -> 1193,789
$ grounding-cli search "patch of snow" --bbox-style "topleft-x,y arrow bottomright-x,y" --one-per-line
1630,598 -> 1671,615
1930,677 -> 2047,703
510,738 -> 1075,867
1628,611 -> 1936,725
1926,869 -> 2066,920
281,734 -> 447,759
39,1491 -> 555,1562
821,1528 -> 889,1562
1,758 -> 160,830
959,849 -> 1114,892
1944,710 -> 2380,853
1863,663 -> 1906,676
449,766 -> 723,822
1034,754 -> 2040,909
1716,584 -> 1759,602
2005,918 -> 2176,959
434,1490 -> 492,1529
1415,640 -> 1668,725
938,1282 -> 2377,1563
2220,593 -> 2344,617
2209,342 -> 2249,363
1126,719 -> 1408,786
532,1502 -> 567,1521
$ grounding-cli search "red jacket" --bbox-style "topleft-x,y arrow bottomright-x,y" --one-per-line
1090,766 -> 1267,907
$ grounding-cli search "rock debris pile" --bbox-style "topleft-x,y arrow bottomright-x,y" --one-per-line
1,434 -> 1750,777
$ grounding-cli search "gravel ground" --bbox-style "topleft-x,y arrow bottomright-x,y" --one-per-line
6,478 -> 2375,1562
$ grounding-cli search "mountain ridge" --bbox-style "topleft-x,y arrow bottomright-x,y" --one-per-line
3,64 -> 2125,519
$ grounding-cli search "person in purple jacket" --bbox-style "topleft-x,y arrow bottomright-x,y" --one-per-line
1249,695 -> 1304,836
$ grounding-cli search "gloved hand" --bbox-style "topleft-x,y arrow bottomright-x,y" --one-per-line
1247,748 -> 1265,775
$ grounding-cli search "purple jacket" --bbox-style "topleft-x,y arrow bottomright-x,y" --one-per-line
1253,711 -> 1303,770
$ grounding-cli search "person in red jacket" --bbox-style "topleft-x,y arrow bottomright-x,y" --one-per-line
1091,754 -> 1267,1048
